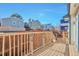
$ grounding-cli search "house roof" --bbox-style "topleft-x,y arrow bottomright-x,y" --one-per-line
11,13 -> 23,20
63,14 -> 69,18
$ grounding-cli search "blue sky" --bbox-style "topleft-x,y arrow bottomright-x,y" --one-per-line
0,3 -> 68,27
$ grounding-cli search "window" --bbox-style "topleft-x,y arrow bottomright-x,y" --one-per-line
12,21 -> 16,25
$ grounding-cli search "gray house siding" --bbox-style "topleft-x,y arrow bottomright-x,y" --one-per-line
28,20 -> 42,30
1,17 -> 24,28
0,17 -> 25,31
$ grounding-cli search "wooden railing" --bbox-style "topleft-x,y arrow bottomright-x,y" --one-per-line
0,31 -> 55,56
62,31 -> 68,39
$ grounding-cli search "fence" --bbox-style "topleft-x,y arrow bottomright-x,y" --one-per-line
0,31 -> 55,56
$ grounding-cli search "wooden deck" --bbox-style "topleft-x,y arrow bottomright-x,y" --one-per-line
32,37 -> 69,56
32,38 -> 78,56
37,43 -> 66,56
0,31 -> 55,56
0,31 -> 73,56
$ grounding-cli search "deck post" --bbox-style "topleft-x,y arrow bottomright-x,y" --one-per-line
2,36 -> 5,56
29,33 -> 34,55
9,35 -> 11,56
18,35 -> 19,56
13,35 -> 15,56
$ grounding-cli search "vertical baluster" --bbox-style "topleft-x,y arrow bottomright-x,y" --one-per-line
51,32 -> 54,42
9,35 -> 11,56
21,35 -> 23,56
50,32 -> 52,43
42,33 -> 45,46
52,31 -> 56,43
48,32 -> 51,43
13,35 -> 15,56
2,36 -> 5,56
23,34 -> 24,55
27,34 -> 28,55
51,32 -> 53,42
24,34 -> 25,55
18,35 -> 19,56
29,34 -> 33,55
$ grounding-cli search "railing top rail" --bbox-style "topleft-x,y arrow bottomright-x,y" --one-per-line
0,31 -> 52,36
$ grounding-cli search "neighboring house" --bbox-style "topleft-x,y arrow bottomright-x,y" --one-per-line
42,24 -> 54,30
28,19 -> 42,30
0,13 -> 25,32
69,4 -> 79,53
60,14 -> 69,32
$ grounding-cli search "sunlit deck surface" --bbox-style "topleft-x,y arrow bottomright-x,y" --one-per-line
32,38 -> 69,56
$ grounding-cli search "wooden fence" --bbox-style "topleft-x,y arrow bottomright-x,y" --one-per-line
0,31 -> 55,56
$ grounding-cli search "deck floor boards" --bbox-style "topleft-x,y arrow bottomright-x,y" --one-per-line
37,43 -> 66,56
33,38 -> 68,56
